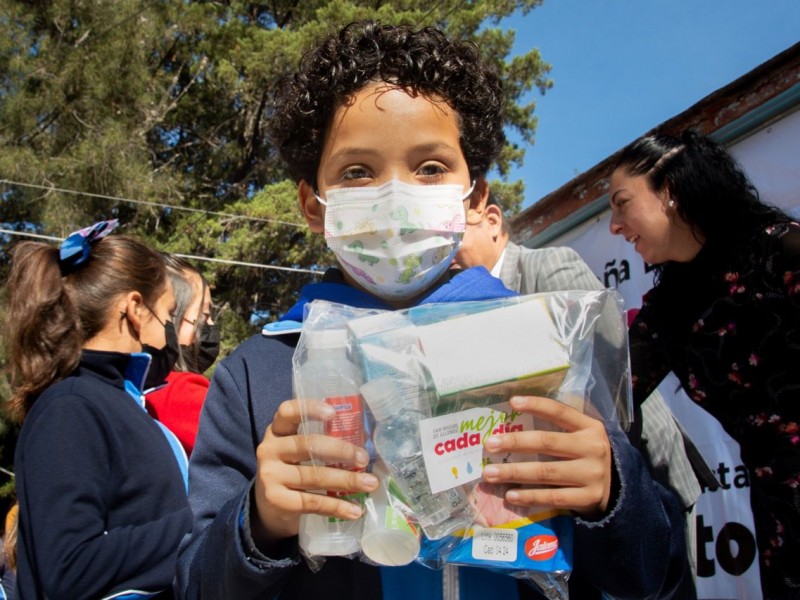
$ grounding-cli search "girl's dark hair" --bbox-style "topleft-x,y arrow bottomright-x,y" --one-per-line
612,129 -> 790,244
162,254 -> 209,373
270,21 -> 506,185
4,235 -> 167,420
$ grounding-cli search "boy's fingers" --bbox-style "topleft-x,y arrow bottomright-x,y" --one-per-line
483,458 -> 572,486
279,463 -> 378,496
261,432 -> 370,469
509,396 -> 597,431
256,458 -> 376,520
257,480 -> 365,521
503,485 -> 600,512
484,457 -> 607,488
270,399 -> 335,437
299,491 -> 366,520
485,428 -> 574,458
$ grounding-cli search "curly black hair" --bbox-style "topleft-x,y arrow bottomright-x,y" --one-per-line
270,21 -> 506,186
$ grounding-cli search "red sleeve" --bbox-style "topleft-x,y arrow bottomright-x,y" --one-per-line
146,371 -> 210,456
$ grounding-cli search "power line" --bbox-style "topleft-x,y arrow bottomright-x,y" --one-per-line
0,230 -> 61,242
173,253 -> 320,275
0,228 -> 323,276
0,179 -> 306,228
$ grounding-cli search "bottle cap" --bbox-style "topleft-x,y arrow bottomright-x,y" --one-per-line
360,378 -> 400,420
305,328 -> 347,351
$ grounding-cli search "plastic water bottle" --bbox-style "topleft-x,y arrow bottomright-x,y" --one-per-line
360,377 -> 475,540
295,329 -> 365,557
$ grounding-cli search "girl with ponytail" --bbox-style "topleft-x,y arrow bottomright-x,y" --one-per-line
4,221 -> 191,599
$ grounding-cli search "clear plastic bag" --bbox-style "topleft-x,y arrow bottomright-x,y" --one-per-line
294,290 -> 631,599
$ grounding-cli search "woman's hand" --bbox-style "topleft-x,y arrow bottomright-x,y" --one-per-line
250,399 -> 378,547
482,395 -> 612,518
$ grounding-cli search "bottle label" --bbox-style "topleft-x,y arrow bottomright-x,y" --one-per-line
418,401 -> 534,494
324,394 -> 365,446
324,394 -> 366,522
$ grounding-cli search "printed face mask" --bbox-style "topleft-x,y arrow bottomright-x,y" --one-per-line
317,180 -> 472,300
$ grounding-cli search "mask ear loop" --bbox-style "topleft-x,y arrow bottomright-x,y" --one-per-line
314,190 -> 328,207
144,304 -> 167,327
461,180 -> 477,202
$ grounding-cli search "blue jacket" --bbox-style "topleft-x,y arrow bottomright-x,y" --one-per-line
14,350 -> 192,600
176,267 -> 689,599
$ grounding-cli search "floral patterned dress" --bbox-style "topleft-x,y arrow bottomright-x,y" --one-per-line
630,221 -> 800,598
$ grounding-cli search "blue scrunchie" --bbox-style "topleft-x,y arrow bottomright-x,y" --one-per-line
58,219 -> 119,274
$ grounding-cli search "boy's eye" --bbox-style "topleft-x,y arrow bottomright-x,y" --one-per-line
417,163 -> 447,177
341,166 -> 371,181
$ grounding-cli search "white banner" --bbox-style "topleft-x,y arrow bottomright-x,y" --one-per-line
728,109 -> 800,212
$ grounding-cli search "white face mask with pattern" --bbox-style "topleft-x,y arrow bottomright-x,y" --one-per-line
316,179 -> 473,300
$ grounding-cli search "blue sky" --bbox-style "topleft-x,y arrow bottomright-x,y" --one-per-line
503,0 -> 800,210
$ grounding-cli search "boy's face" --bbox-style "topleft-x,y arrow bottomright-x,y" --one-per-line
299,82 -> 488,304
300,82 -> 487,231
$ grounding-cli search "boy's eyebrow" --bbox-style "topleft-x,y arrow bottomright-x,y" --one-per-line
329,141 -> 460,161
410,141 -> 461,156
327,146 -> 380,161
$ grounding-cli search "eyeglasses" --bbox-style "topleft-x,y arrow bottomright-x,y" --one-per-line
183,308 -> 218,327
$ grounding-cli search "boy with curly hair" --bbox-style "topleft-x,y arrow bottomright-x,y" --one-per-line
176,21 -> 691,599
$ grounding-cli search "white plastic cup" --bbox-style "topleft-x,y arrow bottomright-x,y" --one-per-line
360,460 -> 421,566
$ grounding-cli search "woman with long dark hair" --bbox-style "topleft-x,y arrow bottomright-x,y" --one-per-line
610,130 -> 800,598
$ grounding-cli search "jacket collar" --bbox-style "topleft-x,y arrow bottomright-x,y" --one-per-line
262,266 -> 516,336
78,350 -> 152,404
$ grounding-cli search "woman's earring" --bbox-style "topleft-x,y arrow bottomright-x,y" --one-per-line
668,199 -> 675,208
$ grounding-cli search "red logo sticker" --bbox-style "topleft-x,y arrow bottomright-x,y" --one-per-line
525,535 -> 559,561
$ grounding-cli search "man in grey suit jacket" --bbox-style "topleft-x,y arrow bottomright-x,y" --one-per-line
454,197 -> 602,294
454,196 -> 717,578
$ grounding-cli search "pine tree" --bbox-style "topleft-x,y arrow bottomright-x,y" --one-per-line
0,0 -> 553,482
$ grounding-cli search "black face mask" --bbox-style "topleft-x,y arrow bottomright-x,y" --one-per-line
182,322 -> 221,374
142,320 -> 180,390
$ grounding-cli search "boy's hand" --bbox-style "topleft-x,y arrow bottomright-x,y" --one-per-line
481,395 -> 612,518
250,399 -> 378,547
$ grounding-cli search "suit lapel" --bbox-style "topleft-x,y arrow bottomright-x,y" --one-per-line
499,241 -> 523,292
